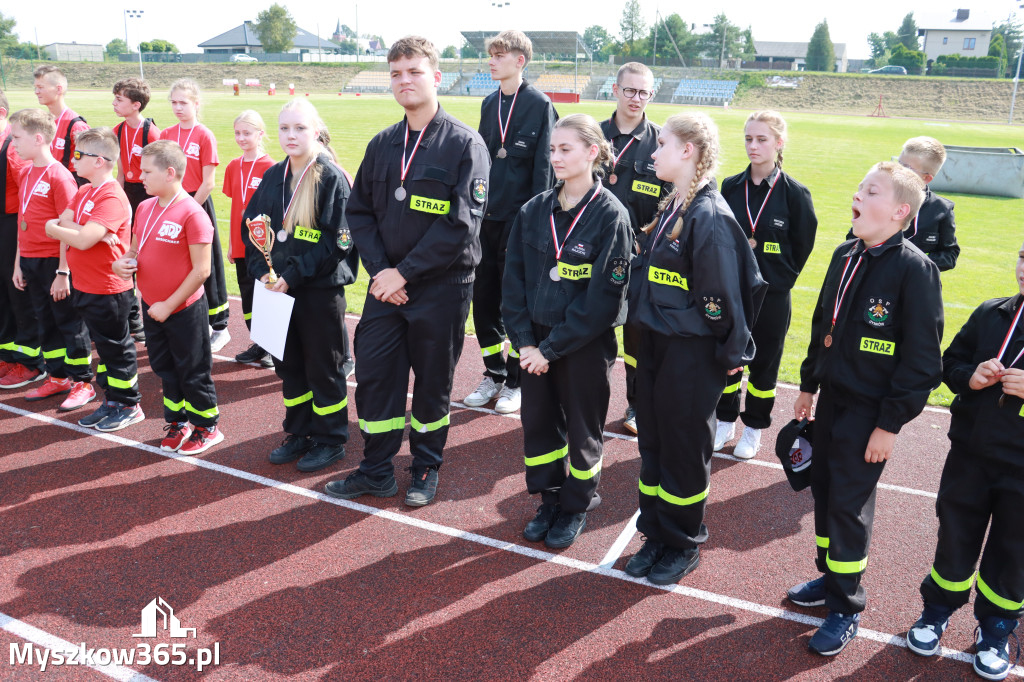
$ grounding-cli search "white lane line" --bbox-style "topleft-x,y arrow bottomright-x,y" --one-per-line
599,509 -> 640,569
0,610 -> 159,681
3,402 -> 1010,676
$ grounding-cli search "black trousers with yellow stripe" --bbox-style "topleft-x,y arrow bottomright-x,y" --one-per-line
276,285 -> 349,445
520,325 -> 616,514
354,281 -> 471,478
472,219 -> 520,388
72,289 -> 139,405
810,389 -> 886,614
716,289 -> 791,429
189,193 -> 230,332
635,331 -> 725,550
234,259 -> 255,332
20,256 -> 92,381
621,320 -> 640,408
0,215 -> 42,370
144,298 -> 218,427
920,445 -> 1024,620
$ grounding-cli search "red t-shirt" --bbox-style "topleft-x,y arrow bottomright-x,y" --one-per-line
51,108 -> 90,170
116,119 -> 162,184
17,162 -> 78,258
1,124 -> 30,215
66,181 -> 133,295
159,123 -> 218,193
134,195 -> 213,312
222,154 -> 274,259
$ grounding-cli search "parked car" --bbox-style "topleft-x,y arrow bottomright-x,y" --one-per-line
868,65 -> 907,75
231,54 -> 258,63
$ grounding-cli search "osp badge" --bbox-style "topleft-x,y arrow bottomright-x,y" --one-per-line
472,178 -> 487,204
609,257 -> 628,286
864,297 -> 893,327
703,296 -> 724,322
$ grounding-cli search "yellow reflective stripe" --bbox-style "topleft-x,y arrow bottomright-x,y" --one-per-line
648,267 -> 688,289
208,302 -> 229,316
557,261 -> 592,280
816,535 -> 830,549
623,353 -> 637,368
294,226 -> 322,242
410,413 -> 449,433
722,382 -> 741,394
106,374 -> 139,390
0,342 -> 11,350
11,344 -> 41,357
930,566 -> 975,592
409,195 -> 450,215
359,416 -> 406,434
312,396 -> 348,416
244,312 -> 252,321
632,179 -> 661,197
859,337 -> 895,355
658,485 -> 710,507
43,348 -> 66,360
507,346 -> 520,359
826,553 -> 868,574
747,383 -> 776,399
524,444 -> 568,467
977,574 -> 1024,611
64,354 -> 92,366
569,457 -> 602,480
164,396 -> 185,411
283,391 -> 313,407
639,480 -> 659,496
97,364 -> 107,374
480,343 -> 503,357
185,401 -> 219,419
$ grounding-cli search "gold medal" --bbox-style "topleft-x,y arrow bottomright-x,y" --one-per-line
21,220 -> 28,231
609,174 -> 618,185
497,147 -> 508,159
748,238 -> 757,249
824,334 -> 833,348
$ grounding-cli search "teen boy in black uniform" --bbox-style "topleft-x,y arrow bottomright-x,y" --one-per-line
327,36 -> 490,507
790,161 -> 943,656
599,62 -> 669,434
463,29 -> 556,415
904,242 -> 1024,681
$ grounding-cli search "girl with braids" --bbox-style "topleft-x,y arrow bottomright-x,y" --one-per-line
244,99 -> 358,472
715,110 -> 818,459
624,112 -> 766,584
502,114 -> 633,549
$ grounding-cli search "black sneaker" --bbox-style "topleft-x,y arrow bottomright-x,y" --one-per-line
324,470 -> 399,499
788,576 -> 827,607
236,343 -> 269,365
544,511 -> 587,549
624,537 -> 665,577
78,400 -> 116,428
296,442 -> 345,472
648,546 -> 700,585
95,403 -> 145,432
808,611 -> 860,656
269,434 -> 313,464
523,503 -> 560,542
405,466 -> 439,507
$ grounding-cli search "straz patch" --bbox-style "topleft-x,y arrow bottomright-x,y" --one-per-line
472,178 -> 487,204
860,337 -> 895,355
557,262 -> 591,280
294,226 -> 321,243
649,266 -> 688,289
864,297 -> 893,327
763,241 -> 781,254
568,241 -> 593,258
609,257 -> 628,286
632,180 -> 661,197
703,296 -> 724,321
410,195 -> 450,215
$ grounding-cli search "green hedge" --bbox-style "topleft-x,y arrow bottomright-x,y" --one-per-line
936,54 -> 1000,69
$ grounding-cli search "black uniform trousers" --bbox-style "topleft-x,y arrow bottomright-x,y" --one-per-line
810,389 -> 886,614
354,280 -> 471,478
123,181 -> 149,331
717,289 -> 792,429
143,298 -> 218,427
635,332 -> 724,550
621,320 -> 640,408
20,256 -> 92,381
0,215 -> 42,369
520,325 -> 616,514
71,290 -> 140,405
188,193 -> 230,332
920,445 -> 1024,620
276,285 -> 349,445
234,259 -> 255,331
471,219 -> 520,388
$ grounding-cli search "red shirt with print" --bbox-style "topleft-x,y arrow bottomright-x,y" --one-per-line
51,108 -> 90,170
17,162 -> 78,257
222,154 -> 273,259
159,123 -> 218,193
116,119 -> 162,184
1,124 -> 30,215
66,181 -> 133,295
134,195 -> 213,312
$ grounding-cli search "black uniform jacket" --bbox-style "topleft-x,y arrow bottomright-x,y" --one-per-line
721,165 -> 817,292
845,188 -> 959,272
244,155 -> 357,290
799,232 -> 943,434
944,294 -> 1024,468
628,184 -> 767,369
478,80 -> 557,223
600,113 -> 671,235
346,105 -> 491,286
502,179 -> 632,362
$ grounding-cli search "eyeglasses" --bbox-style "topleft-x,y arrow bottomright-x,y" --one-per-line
73,150 -> 112,162
620,87 -> 653,101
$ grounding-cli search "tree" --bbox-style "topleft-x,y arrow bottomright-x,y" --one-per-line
867,33 -> 889,66
619,0 -> 646,56
146,39 -> 177,53
0,11 -> 17,56
441,45 -> 457,59
742,27 -> 756,59
806,20 -> 835,72
339,24 -> 357,40
699,14 -> 743,65
583,25 -> 613,56
642,14 -> 695,63
888,43 -> 925,74
992,15 -> 1023,76
897,13 -> 919,51
988,33 -> 1007,76
461,41 -> 480,59
254,3 -> 297,54
138,41 -> 152,53
105,38 -> 127,58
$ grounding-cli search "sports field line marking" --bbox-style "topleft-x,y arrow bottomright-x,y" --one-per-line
0,610 -> 159,682
599,509 -> 640,569
3,402 -> 1010,676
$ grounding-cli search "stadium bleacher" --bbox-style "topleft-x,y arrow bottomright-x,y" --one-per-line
533,74 -> 591,94
345,72 -> 461,94
464,73 -> 500,97
670,79 -> 739,105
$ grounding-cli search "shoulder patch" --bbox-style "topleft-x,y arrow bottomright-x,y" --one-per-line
864,296 -> 893,327
472,178 -> 487,204
609,257 -> 628,286
703,296 -> 724,321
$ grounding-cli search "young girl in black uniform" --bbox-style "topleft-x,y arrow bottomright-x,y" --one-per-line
715,111 -> 817,459
502,114 -> 633,549
625,112 -> 765,584
244,99 -> 357,473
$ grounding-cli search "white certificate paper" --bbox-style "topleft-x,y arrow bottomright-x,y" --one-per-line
251,285 -> 294,359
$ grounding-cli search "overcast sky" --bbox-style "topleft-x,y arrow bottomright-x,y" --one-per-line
3,1 -> 1012,61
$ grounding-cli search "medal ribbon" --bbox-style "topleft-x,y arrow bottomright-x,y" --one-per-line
240,154 -> 267,205
281,157 -> 318,227
122,121 -> 143,167
400,122 -> 428,189
744,172 -> 778,238
176,125 -> 196,156
653,198 -> 683,245
20,162 -> 56,219
497,88 -> 519,150
137,189 -> 184,254
611,138 -> 635,173
74,180 -> 111,225
996,298 -> 1024,369
549,185 -> 601,260
831,253 -> 864,332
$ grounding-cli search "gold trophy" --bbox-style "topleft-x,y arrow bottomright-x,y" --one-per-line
246,214 -> 277,287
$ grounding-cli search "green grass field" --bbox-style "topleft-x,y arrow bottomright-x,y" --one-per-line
5,89 -> 1023,405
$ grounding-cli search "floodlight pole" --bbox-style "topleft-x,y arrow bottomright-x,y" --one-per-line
1010,46 -> 1024,124
125,9 -> 144,78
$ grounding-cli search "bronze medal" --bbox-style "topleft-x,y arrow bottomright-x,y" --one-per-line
824,334 -> 833,348
549,265 -> 560,281
395,186 -> 407,201
21,220 -> 28,231
497,147 -> 508,159
126,171 -> 133,180
748,238 -> 758,249
609,174 -> 618,185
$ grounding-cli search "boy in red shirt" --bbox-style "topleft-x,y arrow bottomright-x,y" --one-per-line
112,140 -> 223,454
0,89 -> 37,385
45,127 -> 143,431
7,109 -> 93,406
33,65 -> 89,186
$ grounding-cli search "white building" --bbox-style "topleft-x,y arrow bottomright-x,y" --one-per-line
44,42 -> 104,62
917,9 -> 993,63
752,41 -> 849,73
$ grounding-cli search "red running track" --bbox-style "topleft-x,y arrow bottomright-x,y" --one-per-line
0,299 -> 1018,681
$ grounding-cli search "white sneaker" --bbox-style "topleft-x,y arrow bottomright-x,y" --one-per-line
495,385 -> 522,414
714,420 -> 735,451
733,426 -> 762,460
463,377 -> 501,407
210,328 -> 231,353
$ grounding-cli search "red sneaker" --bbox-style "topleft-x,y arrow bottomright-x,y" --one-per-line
0,365 -> 46,389
25,376 -> 72,401
58,381 -> 97,412
178,425 -> 225,455
0,361 -> 17,379
160,422 -> 193,452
